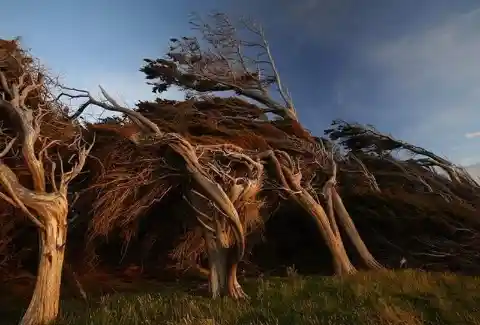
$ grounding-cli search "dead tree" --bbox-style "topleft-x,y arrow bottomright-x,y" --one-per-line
0,69 -> 93,324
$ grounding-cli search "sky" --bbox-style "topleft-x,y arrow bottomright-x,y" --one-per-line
2,0 -> 480,166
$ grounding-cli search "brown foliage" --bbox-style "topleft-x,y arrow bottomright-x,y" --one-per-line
72,92 -> 480,276
1,31 -> 480,295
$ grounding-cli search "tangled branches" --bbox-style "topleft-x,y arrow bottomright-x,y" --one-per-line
1,12 -> 480,324
0,38 -> 93,325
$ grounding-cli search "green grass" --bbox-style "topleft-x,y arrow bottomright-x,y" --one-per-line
6,270 -> 480,325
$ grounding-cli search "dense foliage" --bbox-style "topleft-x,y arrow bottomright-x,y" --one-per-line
0,12 -> 479,324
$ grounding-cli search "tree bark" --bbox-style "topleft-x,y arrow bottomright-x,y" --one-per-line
332,189 -> 383,270
259,150 -> 357,275
20,218 -> 67,325
292,189 -> 356,275
204,230 -> 247,299
324,187 -> 349,274
227,261 -> 246,299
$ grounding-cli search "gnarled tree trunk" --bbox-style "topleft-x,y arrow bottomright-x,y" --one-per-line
203,229 -> 246,299
20,213 -> 67,325
0,155 -> 91,325
188,188 -> 247,299
260,150 -> 375,275
0,50 -> 93,324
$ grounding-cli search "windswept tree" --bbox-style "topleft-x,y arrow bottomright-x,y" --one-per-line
59,85 -> 253,298
62,12 -> 386,298
141,12 -> 298,121
325,120 -> 480,270
0,40 -> 93,325
139,13 -> 383,276
0,14 -> 477,315
326,120 -> 480,192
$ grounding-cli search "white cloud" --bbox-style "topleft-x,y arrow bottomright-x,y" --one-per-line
465,132 -> 480,139
360,7 -> 480,164
369,8 -> 480,90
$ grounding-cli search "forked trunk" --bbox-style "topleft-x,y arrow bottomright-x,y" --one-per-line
204,231 -> 246,299
20,219 -> 66,325
293,191 -> 356,275
267,159 -> 357,275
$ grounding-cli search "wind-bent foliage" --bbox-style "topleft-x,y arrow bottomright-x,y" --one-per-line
141,12 -> 297,121
0,11 -> 479,325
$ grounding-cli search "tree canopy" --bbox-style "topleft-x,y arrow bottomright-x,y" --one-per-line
0,12 -> 479,325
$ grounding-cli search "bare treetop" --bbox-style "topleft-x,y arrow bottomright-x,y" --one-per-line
141,12 -> 298,121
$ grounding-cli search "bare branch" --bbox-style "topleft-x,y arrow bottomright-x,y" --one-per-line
58,85 -> 162,136
349,153 -> 381,192
240,19 -> 296,117
0,70 -> 46,192
183,194 -> 216,233
0,136 -> 17,158
59,133 -> 95,191
0,164 -> 46,230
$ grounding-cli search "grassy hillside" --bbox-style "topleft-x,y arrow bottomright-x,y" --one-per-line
4,270 -> 479,325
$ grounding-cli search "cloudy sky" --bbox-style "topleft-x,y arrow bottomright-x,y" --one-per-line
2,0 -> 480,166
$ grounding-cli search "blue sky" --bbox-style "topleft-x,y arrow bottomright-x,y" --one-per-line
2,0 -> 480,165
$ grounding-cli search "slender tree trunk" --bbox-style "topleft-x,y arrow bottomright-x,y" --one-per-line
293,191 -> 356,275
20,219 -> 67,325
332,189 -> 383,270
266,157 -> 356,275
324,188 -> 350,274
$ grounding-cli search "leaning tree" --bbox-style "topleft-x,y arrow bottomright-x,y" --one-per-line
140,12 -> 384,276
326,120 -> 480,189
323,119 -> 480,272
0,40 -> 93,325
